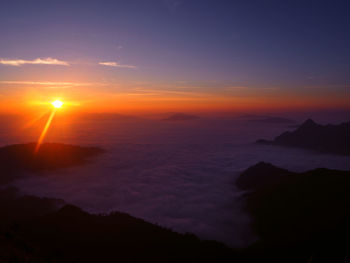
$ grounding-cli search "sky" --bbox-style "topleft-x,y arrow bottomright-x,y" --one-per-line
0,0 -> 349,114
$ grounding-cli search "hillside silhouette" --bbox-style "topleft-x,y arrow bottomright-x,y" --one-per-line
0,142 -> 103,185
236,162 -> 295,190
3,142 -> 350,262
237,162 -> 350,262
0,186 -> 235,262
0,142 -> 236,262
257,119 -> 350,155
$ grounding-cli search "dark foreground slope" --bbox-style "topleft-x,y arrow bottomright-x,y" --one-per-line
0,143 -> 235,262
237,162 -> 350,262
257,119 -> 350,155
0,187 -> 234,263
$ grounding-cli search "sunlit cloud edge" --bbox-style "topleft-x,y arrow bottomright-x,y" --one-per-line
0,57 -> 69,66
0,80 -> 101,88
98,61 -> 137,69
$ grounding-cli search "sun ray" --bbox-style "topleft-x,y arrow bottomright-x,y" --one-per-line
21,110 -> 51,130
34,109 -> 56,153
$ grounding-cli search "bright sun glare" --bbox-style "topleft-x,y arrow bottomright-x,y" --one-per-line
51,100 -> 63,108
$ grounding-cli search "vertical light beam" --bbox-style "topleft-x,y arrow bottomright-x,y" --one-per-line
34,110 -> 56,153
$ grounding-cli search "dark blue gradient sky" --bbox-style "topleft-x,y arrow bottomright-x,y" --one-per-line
0,0 -> 349,113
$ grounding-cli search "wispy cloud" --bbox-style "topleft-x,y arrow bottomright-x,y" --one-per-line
0,57 -> 69,66
98,61 -> 137,69
0,80 -> 101,88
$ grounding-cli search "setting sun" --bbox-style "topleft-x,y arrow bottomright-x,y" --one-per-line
51,100 -> 63,108
1,1 -> 350,261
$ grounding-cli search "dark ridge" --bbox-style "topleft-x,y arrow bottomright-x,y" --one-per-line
162,113 -> 200,121
237,163 -> 350,262
256,119 -> 350,155
300,118 -> 317,127
236,162 -> 295,190
0,187 -> 65,223
0,187 -> 236,263
0,142 -> 104,185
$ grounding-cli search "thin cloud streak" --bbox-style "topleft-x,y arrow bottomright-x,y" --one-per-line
0,57 -> 69,66
98,61 -> 137,69
0,80 -> 103,88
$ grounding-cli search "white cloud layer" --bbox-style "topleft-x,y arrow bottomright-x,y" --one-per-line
0,58 -> 138,69
0,57 -> 69,66
0,80 -> 98,88
11,119 -> 350,247
98,61 -> 136,69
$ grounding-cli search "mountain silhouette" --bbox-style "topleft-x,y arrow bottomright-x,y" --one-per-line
237,162 -> 350,262
0,143 -> 104,185
256,119 -> 350,155
236,162 -> 295,190
0,142 -> 236,262
0,186 -> 235,262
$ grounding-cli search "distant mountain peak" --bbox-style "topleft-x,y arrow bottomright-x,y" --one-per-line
300,118 -> 317,127
236,162 -> 293,190
242,162 -> 291,176
246,162 -> 277,171
0,143 -> 104,185
256,119 -> 350,155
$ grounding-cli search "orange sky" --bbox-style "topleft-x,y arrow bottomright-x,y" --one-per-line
0,81 -> 349,116
1,1 -> 350,117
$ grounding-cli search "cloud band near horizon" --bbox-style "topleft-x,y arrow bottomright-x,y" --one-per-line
98,61 -> 137,69
0,58 -> 137,69
0,57 -> 70,66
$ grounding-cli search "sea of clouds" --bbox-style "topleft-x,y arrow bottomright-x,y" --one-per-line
3,116 -> 350,247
